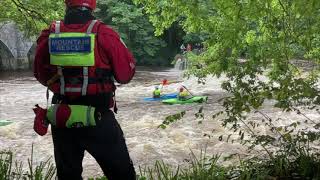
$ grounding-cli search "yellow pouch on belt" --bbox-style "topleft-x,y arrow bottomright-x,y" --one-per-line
47,104 -> 96,128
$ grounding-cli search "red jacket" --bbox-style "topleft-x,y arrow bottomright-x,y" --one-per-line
34,20 -> 135,87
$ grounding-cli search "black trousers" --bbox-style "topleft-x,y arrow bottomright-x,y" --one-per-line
51,109 -> 136,180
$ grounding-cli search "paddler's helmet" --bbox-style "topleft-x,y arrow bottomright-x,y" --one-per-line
155,86 -> 159,90
65,0 -> 96,10
179,87 -> 184,92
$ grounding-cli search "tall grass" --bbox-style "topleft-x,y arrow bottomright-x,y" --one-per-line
0,145 -> 55,180
137,149 -> 320,180
1,146 -> 319,180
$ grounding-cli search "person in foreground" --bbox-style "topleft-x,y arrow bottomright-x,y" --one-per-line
33,0 -> 136,179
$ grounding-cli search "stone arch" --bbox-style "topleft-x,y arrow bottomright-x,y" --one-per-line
0,23 -> 18,59
27,43 -> 36,70
0,40 -> 15,70
0,22 -> 34,70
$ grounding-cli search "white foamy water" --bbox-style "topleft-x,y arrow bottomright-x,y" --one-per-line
0,68 -> 318,178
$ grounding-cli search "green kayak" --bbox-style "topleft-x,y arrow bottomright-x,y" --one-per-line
162,96 -> 208,105
0,120 -> 13,127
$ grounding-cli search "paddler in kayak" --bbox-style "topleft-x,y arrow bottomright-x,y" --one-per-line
152,79 -> 170,98
153,86 -> 161,98
178,86 -> 192,100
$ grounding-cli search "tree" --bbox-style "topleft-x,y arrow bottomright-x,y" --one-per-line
0,0 -> 182,66
135,0 -> 320,176
96,0 -> 166,65
134,0 -> 320,125
0,0 -> 64,36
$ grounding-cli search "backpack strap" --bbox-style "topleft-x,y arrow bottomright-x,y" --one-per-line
55,21 -> 61,34
80,20 -> 98,96
87,20 -> 98,34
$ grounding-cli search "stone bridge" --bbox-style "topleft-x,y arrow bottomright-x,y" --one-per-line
0,22 -> 35,70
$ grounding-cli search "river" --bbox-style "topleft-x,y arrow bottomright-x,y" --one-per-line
0,67 -> 318,178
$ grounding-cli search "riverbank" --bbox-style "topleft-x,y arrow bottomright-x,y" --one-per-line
1,147 -> 319,179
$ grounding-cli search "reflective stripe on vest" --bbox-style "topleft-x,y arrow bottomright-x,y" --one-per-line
82,67 -> 89,96
58,67 -> 90,95
55,21 -> 61,34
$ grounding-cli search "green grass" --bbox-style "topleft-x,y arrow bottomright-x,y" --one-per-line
0,145 -> 55,180
1,147 -> 319,180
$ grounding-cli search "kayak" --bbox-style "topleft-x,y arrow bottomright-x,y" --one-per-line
162,96 -> 208,105
143,93 -> 178,102
0,120 -> 13,127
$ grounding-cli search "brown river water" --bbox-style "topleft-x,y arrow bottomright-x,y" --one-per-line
0,67 -> 318,178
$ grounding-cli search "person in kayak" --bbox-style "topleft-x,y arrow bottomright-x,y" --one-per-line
178,86 -> 192,100
153,86 -> 161,98
33,0 -> 136,179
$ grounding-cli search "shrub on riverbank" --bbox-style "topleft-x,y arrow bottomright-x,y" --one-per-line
0,147 -> 55,180
137,151 -> 320,180
1,146 -> 320,180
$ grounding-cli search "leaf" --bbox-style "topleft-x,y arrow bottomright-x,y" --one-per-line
158,124 -> 167,129
159,111 -> 186,128
283,133 -> 292,142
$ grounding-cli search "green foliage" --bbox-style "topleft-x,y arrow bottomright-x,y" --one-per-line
2,0 -> 320,178
182,33 -> 208,45
138,152 -> 228,180
158,111 -> 186,129
95,0 -> 166,65
88,176 -> 108,180
1,144 -> 320,179
0,145 -> 56,180
0,152 -> 14,180
137,148 -> 320,179
0,0 -> 64,37
135,0 -> 320,115
135,1 -> 320,178
0,0 -> 185,66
